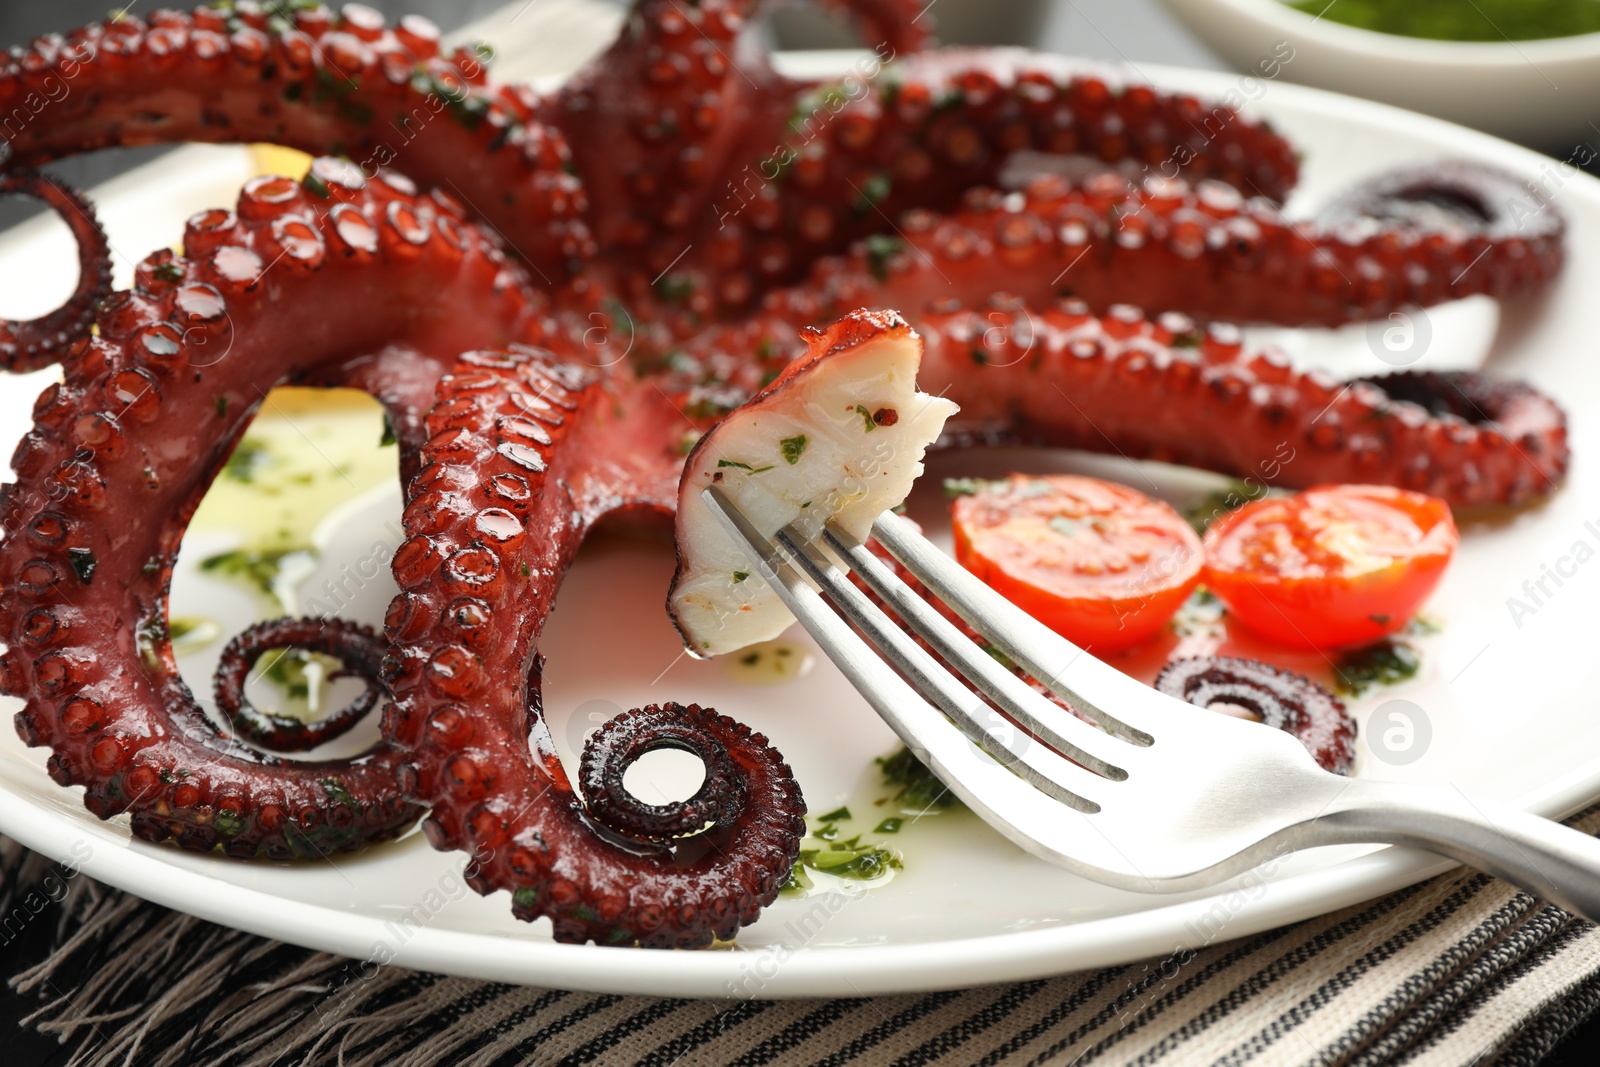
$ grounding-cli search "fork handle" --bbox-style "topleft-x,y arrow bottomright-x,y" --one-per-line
1315,782 -> 1600,921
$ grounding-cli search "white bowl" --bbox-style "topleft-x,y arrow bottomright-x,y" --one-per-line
1160,0 -> 1600,152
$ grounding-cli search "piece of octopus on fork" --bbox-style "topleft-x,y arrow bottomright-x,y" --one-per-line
0,0 -> 1570,947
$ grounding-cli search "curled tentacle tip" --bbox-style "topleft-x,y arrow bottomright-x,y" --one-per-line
1155,655 -> 1356,775
213,617 -> 389,752
579,701 -> 752,843
0,170 -> 112,374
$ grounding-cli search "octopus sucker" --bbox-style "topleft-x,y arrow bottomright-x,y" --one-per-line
0,163 -> 543,858
903,302 -> 1566,511
383,346 -> 804,947
774,165 -> 1562,328
0,0 -> 1577,944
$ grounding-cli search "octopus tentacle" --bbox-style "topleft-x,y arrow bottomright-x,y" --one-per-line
910,300 -> 1568,510
0,161 -> 544,857
563,36 -> 1304,317
775,167 -> 1562,327
0,7 -> 591,277
213,617 -> 387,752
1155,655 -> 1355,774
699,49 -> 1305,300
810,0 -> 938,53
382,347 -> 805,947
0,170 -> 113,373
656,296 -> 1567,509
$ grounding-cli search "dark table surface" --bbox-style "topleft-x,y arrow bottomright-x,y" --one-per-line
2,1 -> 1598,1063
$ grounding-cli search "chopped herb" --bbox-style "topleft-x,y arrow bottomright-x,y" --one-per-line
878,746 -> 963,811
732,571 -> 750,583
805,845 -> 898,879
215,395 -> 229,417
222,438 -> 273,484
1333,639 -> 1421,697
675,430 -> 703,456
303,171 -> 331,199
818,806 -> 852,823
865,234 -> 903,281
168,616 -> 220,653
683,392 -> 744,420
716,459 -> 775,473
653,272 -> 696,304
199,546 -> 313,600
67,547 -> 97,584
213,809 -> 245,836
520,561 -> 532,578
779,862 -> 814,896
151,261 -> 184,284
981,642 -> 1018,672
853,172 -> 891,214
739,651 -> 760,666
379,412 -> 397,448
1184,479 -> 1260,534
874,817 -> 904,834
319,778 -> 359,810
261,647 -> 339,707
512,887 -> 539,909
854,404 -> 877,432
943,477 -> 990,498
788,85 -> 847,133
779,435 -> 808,465
801,500 -> 812,509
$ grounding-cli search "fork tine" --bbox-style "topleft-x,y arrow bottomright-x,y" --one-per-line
771,525 -> 1111,809
821,524 -> 1134,779
701,487 -> 1106,813
870,510 -> 1165,744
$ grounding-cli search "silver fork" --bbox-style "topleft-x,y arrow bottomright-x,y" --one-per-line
703,486 -> 1600,922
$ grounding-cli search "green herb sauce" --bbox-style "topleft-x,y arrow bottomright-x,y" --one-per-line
877,746 -> 964,813
1286,0 -> 1600,42
1333,637 -> 1421,696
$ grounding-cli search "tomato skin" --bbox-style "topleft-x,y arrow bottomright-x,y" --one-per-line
1202,484 -> 1458,650
952,474 -> 1203,653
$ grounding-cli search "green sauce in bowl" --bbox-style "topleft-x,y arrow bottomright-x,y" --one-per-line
1286,0 -> 1600,42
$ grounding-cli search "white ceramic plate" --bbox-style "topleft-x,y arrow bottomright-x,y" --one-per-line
3,58 -> 1600,999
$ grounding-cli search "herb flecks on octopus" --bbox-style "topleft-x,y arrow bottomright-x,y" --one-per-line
0,0 -> 1573,945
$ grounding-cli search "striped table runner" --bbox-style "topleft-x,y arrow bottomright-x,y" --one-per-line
3,3 -> 1597,1065
4,814 -> 1598,1066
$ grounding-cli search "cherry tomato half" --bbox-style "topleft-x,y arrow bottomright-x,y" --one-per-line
1202,484 -> 1458,650
952,474 -> 1203,653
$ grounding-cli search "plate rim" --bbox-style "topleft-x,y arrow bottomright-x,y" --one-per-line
3,57 -> 1599,998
